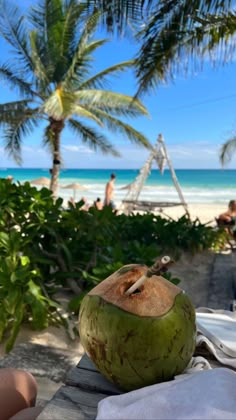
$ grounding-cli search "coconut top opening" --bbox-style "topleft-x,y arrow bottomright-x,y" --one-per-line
88,264 -> 182,317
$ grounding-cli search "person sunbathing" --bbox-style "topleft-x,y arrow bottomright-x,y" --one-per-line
217,200 -> 236,238
94,197 -> 103,210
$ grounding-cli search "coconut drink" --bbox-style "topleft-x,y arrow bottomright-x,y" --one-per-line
79,257 -> 196,391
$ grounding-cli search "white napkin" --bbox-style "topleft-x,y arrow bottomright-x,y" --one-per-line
96,368 -> 236,419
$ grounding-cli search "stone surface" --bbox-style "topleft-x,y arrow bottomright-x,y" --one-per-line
170,250 -> 236,310
171,251 -> 215,308
0,342 -> 80,382
0,325 -> 83,404
207,252 -> 235,310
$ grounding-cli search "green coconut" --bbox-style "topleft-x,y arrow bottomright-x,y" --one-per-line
79,264 -> 196,391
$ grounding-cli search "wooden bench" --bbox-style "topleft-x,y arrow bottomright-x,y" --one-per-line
37,354 -> 122,419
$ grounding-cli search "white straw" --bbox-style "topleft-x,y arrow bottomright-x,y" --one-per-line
125,256 -> 171,296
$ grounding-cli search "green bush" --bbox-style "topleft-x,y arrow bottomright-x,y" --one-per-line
0,179 -> 228,350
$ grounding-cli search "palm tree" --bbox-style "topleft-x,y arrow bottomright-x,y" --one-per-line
85,0 -> 234,94
0,0 -> 151,196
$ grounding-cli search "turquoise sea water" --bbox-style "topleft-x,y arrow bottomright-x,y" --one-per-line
1,168 -> 236,205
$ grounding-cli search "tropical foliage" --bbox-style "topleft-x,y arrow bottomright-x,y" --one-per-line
0,179 -> 227,351
135,0 -> 235,94
0,0 -> 151,195
85,0 -> 234,93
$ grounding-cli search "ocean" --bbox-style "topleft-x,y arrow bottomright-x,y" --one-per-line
1,168 -> 236,206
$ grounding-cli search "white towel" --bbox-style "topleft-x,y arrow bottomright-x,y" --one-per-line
96,368 -> 236,419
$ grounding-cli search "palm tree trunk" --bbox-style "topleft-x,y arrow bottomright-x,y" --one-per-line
49,118 -> 65,197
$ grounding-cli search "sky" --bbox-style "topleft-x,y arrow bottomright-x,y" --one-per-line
0,0 -> 236,169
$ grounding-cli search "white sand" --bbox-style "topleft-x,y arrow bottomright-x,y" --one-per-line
154,203 -> 226,225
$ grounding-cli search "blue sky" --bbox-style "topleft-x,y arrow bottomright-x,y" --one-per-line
0,0 -> 236,169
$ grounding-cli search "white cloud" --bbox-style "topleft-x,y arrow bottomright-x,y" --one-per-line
22,146 -> 34,152
36,148 -> 47,154
168,146 -> 192,156
0,139 -> 235,169
62,145 -> 94,154
167,141 -> 224,168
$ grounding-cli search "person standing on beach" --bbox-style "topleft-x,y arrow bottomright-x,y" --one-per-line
104,173 -> 116,209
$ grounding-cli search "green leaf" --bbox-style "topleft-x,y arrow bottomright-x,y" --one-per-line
5,302 -> 24,352
5,289 -> 20,314
28,279 -> 43,299
20,255 -> 30,266
30,300 -> 48,329
68,293 -> 87,314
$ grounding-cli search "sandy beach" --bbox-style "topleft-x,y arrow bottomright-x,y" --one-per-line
158,203 -> 226,225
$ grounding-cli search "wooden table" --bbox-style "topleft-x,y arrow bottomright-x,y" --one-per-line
37,354 -> 122,419
37,351 -> 231,420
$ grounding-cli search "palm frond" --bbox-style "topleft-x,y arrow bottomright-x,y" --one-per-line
86,107 -> 151,149
79,59 -> 135,90
220,136 -> 236,166
62,47 -> 93,90
63,38 -> 109,90
62,11 -> 101,89
75,9 -> 100,48
68,118 -> 120,156
29,0 -> 63,39
196,12 -> 236,60
135,0 -> 234,94
84,0 -> 144,34
59,1 -> 87,58
0,64 -> 36,98
75,89 -> 149,117
3,114 -> 40,164
28,0 -> 58,80
84,0 -> 229,34
29,31 -> 51,93
29,0 -> 83,83
52,1 -> 90,82
79,38 -> 108,56
0,0 -> 34,74
72,105 -> 103,126
0,100 -> 35,125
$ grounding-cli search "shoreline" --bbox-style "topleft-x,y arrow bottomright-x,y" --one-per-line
1,168 -> 236,207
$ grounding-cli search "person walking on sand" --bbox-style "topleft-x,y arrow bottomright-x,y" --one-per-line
104,173 -> 116,209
